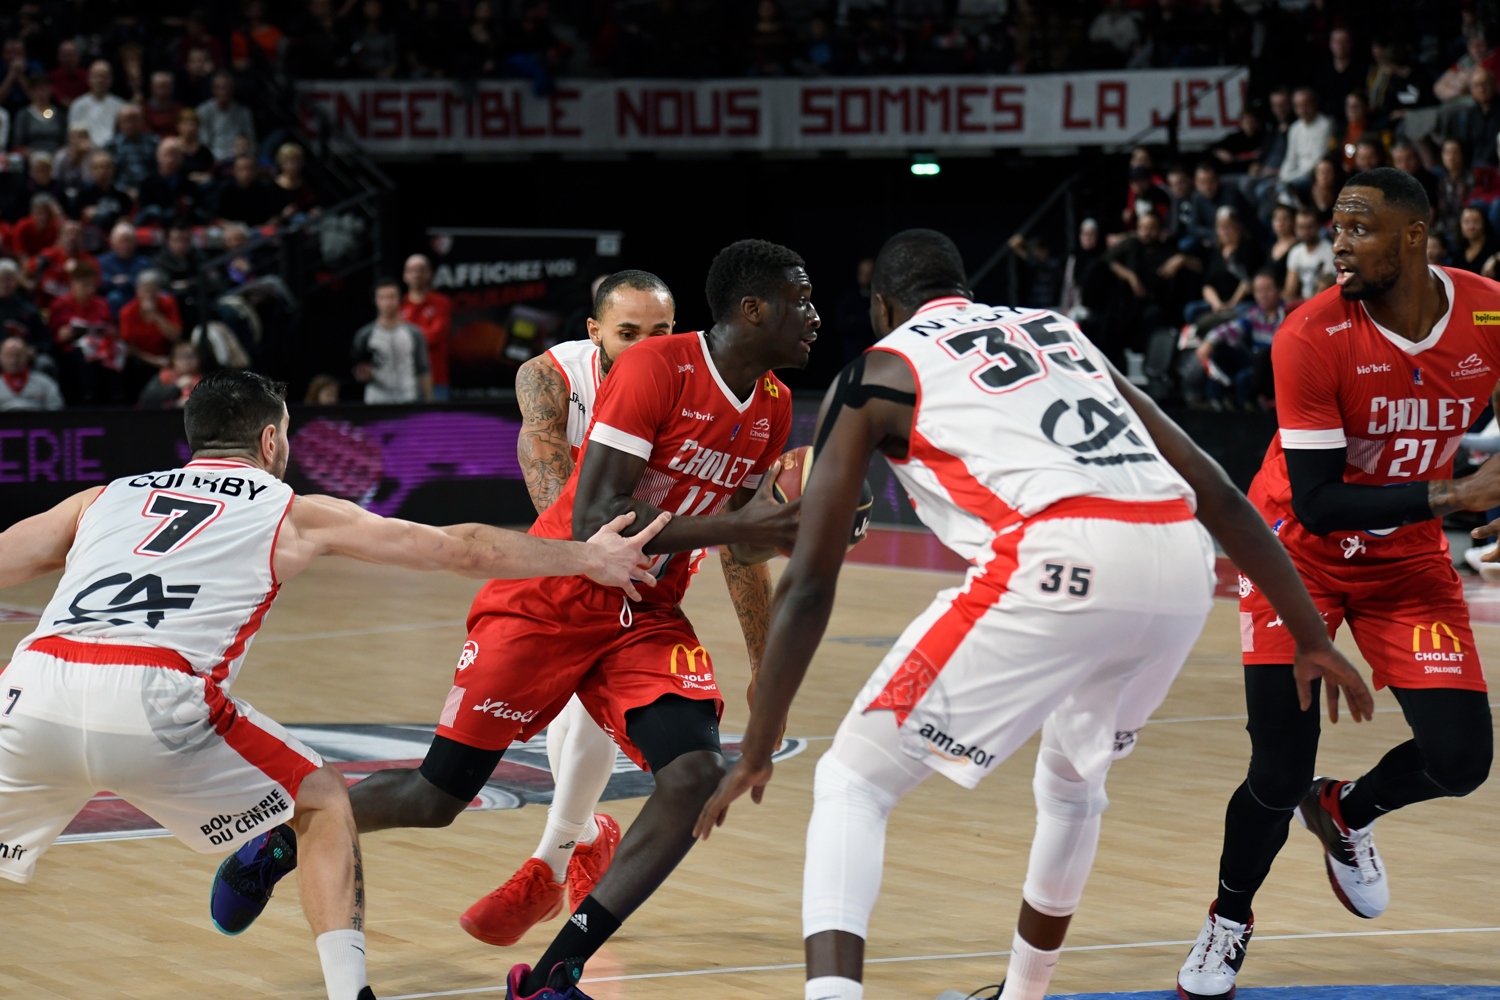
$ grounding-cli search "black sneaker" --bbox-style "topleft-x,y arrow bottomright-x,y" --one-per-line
209,824 -> 298,935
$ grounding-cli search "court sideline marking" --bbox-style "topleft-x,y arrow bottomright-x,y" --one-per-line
383,925 -> 1500,999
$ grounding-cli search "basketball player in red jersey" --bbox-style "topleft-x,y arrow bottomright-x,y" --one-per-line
1178,168 -> 1500,997
211,240 -> 816,999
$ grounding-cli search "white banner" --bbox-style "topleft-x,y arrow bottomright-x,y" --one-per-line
297,68 -> 1246,155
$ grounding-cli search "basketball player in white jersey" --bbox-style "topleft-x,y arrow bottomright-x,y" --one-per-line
0,370 -> 666,1000
471,270 -> 777,944
696,230 -> 1374,1000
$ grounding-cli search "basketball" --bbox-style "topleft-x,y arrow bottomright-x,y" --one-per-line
772,445 -> 874,554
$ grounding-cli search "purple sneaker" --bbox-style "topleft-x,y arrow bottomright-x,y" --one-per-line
210,824 -> 298,935
507,963 -> 595,1000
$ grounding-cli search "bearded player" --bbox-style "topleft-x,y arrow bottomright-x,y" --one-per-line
471,269 -> 778,946
696,229 -> 1371,1000
210,239 -> 816,999
1176,168 -> 1500,997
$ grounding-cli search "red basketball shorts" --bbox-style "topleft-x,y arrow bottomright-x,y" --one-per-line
1240,521 -> 1486,693
435,578 -> 723,769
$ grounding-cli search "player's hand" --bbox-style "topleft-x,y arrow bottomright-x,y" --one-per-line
1293,641 -> 1373,724
582,511 -> 669,601
1452,452 -> 1500,512
1470,515 -> 1500,546
693,754 -> 775,841
733,467 -> 800,552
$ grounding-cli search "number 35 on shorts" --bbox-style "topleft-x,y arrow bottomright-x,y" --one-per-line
1039,563 -> 1093,599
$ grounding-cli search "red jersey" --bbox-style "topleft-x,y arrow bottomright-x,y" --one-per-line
1251,266 -> 1500,558
475,331 -> 791,611
401,291 -> 452,387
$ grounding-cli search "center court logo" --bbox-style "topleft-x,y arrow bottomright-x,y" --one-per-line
457,640 -> 479,670
1413,621 -> 1465,669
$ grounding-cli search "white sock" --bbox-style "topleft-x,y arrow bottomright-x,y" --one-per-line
805,975 -> 864,1000
998,932 -> 1061,1000
315,929 -> 368,1000
532,813 -> 597,884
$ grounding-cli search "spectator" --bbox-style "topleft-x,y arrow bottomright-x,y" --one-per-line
1453,205 -> 1500,274
13,192 -> 60,260
1122,165 -> 1170,230
748,0 -> 794,75
1163,163 -> 1195,244
0,335 -> 63,410
290,0 -> 349,80
1434,137 -> 1493,241
1187,160 -> 1248,249
350,0 -> 400,79
1210,108 -> 1264,175
1366,38 -> 1433,129
177,47 -> 217,108
31,219 -> 98,305
305,373 -> 341,404
1278,87 -> 1333,189
119,268 -> 182,366
0,39 -> 39,117
1452,68 -> 1500,168
49,261 -> 122,404
176,109 -> 215,183
138,339 -> 202,408
173,10 -> 226,71
98,221 -> 150,316
1392,139 -> 1439,205
829,257 -> 875,365
232,1 -> 287,71
1303,156 -> 1344,223
1005,234 -> 1063,309
795,16 -> 843,76
47,40 -> 88,107
138,137 -> 206,226
1190,269 -> 1283,410
104,104 -> 160,195
10,74 -> 65,154
1102,209 -> 1197,362
215,154 -> 282,226
1337,92 -> 1370,172
1284,206 -> 1335,302
117,42 -> 147,106
218,223 -> 257,287
1258,87 -> 1294,178
1353,135 -> 1388,172
152,223 -> 204,306
1314,27 -> 1366,124
1428,231 -> 1451,266
400,253 -> 452,400
73,151 -> 135,234
1435,24 -> 1500,103
1059,218 -> 1105,321
197,72 -> 256,162
1193,206 -> 1262,321
52,125 -> 94,193
464,0 -> 505,76
1087,0 -> 1143,69
5,151 -> 61,224
68,61 -> 127,147
352,278 -> 432,403
1264,202 -> 1297,292
143,71 -> 182,136
0,260 -> 47,356
272,143 -> 317,219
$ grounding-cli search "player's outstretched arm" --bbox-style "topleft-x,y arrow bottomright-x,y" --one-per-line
1108,363 -> 1374,724
571,441 -> 798,555
719,547 -> 777,702
516,354 -> 575,515
277,494 -> 668,598
0,487 -> 102,590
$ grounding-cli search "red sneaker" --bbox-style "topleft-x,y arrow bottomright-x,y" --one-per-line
566,814 -> 621,913
460,857 -> 565,947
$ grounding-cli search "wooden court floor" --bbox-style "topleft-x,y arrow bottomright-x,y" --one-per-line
2,556 -> 1499,998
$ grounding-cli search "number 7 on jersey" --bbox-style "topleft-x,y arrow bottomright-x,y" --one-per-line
134,491 -> 226,557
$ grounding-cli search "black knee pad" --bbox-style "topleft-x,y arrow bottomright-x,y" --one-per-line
419,734 -> 506,803
625,694 -> 722,774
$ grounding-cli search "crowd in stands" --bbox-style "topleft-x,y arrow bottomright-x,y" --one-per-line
1018,11 -> 1500,412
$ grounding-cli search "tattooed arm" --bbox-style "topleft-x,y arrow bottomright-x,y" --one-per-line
719,547 -> 775,709
516,353 -> 576,514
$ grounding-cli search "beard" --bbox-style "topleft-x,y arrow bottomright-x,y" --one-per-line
1338,245 -> 1403,301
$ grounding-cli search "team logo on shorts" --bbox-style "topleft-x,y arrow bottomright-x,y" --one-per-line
457,640 -> 479,670
1238,575 -> 1254,599
1340,536 -> 1367,559
1413,621 -> 1465,672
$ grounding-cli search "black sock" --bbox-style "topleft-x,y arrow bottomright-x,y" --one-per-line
1214,781 -> 1294,924
520,896 -> 622,995
1337,741 -> 1430,829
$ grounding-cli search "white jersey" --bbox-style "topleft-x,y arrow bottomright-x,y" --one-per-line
20,458 -> 294,692
545,339 -> 602,456
875,297 -> 1195,563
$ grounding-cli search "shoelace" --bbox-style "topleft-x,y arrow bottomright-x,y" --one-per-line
230,838 -> 290,895
1191,920 -> 1247,971
1346,825 -> 1382,884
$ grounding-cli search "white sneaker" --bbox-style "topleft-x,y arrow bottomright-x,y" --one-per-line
1464,543 -> 1500,582
1294,776 -> 1389,919
1177,903 -> 1253,999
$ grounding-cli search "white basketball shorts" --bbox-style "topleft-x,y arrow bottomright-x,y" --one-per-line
0,636 -> 323,883
852,497 -> 1217,788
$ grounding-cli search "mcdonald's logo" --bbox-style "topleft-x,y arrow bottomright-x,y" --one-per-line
670,644 -> 710,674
763,377 -> 779,398
1413,621 -> 1462,653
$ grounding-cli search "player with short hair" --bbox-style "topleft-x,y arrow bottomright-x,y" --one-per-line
1175,167 -> 1500,997
468,268 -> 778,947
695,228 -> 1372,1000
209,240 -> 817,999
0,370 -> 667,1000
